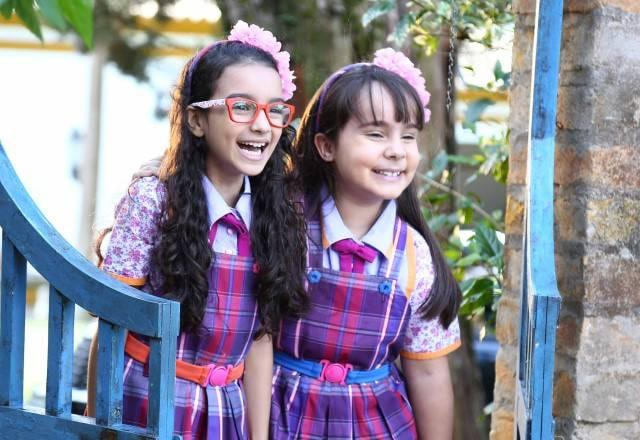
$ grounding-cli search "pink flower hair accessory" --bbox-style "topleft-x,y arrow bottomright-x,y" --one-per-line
228,20 -> 296,100
186,21 -> 296,100
373,48 -> 431,123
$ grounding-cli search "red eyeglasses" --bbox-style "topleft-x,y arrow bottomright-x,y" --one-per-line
189,97 -> 295,128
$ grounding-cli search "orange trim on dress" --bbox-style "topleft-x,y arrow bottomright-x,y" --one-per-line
107,271 -> 147,287
404,228 -> 417,298
400,340 -> 462,360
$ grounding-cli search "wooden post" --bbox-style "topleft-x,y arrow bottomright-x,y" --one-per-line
514,0 -> 564,439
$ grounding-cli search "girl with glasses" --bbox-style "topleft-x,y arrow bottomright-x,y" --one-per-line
88,21 -> 308,440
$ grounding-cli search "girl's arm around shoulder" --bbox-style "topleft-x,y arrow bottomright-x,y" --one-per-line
243,334 -> 273,440
101,176 -> 167,286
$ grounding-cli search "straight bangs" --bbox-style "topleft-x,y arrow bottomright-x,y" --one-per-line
325,65 -> 425,137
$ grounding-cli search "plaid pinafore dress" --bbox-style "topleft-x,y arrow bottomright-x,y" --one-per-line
271,215 -> 417,439
122,220 -> 259,440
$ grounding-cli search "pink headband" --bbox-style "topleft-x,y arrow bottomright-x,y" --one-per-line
314,48 -> 431,131
186,20 -> 296,100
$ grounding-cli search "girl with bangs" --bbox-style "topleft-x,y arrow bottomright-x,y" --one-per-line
270,49 -> 462,440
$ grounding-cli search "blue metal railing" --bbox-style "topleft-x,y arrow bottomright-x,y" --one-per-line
514,0 -> 564,439
0,142 -> 180,439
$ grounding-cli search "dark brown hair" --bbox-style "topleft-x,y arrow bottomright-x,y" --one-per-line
154,41 -> 308,333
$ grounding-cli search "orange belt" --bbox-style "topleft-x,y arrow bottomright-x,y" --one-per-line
125,333 -> 244,387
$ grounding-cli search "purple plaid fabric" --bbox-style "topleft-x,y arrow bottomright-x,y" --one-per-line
122,251 -> 259,439
271,216 -> 417,439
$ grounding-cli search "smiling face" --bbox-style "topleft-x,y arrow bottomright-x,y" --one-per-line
315,81 -> 421,208
188,62 -> 284,188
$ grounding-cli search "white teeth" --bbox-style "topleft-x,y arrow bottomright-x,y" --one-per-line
374,170 -> 402,177
239,141 -> 267,148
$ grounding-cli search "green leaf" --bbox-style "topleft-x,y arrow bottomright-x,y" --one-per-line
36,0 -> 67,30
426,213 -> 445,230
426,193 -> 450,205
455,253 -> 483,268
387,13 -> 413,47
459,277 -> 495,316
59,0 -> 92,48
473,223 -> 503,259
446,154 -> 480,166
15,0 -> 43,41
493,60 -> 505,80
362,0 -> 394,28
463,98 -> 493,131
443,247 -> 462,262
0,0 -> 15,19
461,206 -> 473,224
425,150 -> 448,179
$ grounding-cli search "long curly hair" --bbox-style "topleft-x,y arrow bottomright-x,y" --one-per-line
293,65 -> 461,328
156,41 -> 308,334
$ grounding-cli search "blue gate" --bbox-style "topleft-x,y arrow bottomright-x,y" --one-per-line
514,0 -> 564,439
0,142 -> 180,439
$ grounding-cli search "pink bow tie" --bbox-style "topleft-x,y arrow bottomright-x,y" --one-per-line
331,239 -> 377,274
208,213 -> 251,257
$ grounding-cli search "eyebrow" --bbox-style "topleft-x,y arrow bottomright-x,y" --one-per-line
358,121 -> 420,130
226,93 -> 284,103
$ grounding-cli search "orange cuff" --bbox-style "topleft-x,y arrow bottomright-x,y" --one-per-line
106,271 -> 146,287
400,340 -> 462,360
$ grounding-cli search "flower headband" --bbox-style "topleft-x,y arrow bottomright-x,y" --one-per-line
314,48 -> 431,131
186,20 -> 296,100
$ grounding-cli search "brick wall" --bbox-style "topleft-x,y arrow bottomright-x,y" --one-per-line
491,1 -> 640,438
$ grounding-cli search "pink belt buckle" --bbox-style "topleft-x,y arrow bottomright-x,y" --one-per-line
208,364 -> 232,387
320,359 -> 353,384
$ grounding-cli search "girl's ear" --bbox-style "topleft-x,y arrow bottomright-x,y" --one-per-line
186,107 -> 206,137
314,133 -> 335,162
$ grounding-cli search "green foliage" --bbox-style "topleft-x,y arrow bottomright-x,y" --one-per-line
364,0 -> 513,52
3,0 -> 93,47
363,0 -> 513,333
361,0 -> 395,27
421,77 -> 509,331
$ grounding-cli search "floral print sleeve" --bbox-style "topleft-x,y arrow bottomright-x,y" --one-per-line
101,177 -> 166,286
400,232 -> 461,360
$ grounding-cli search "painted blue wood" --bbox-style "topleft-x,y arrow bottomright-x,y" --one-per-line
515,0 -> 565,439
46,285 -> 75,416
0,406 -> 158,439
0,234 -> 27,408
0,144 -> 175,338
147,312 -> 179,437
96,319 -> 125,426
539,297 -> 560,438
0,140 -> 180,439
